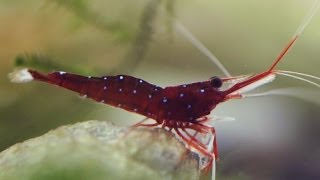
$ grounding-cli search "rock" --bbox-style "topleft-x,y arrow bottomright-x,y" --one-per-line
0,120 -> 200,180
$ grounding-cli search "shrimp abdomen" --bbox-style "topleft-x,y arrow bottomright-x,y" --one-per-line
27,70 -> 163,115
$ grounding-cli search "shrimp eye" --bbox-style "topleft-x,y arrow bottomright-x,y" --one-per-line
210,76 -> 222,88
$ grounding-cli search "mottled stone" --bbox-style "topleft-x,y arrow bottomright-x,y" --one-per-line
0,120 -> 199,180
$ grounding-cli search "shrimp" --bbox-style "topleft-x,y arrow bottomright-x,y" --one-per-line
8,1 -> 320,179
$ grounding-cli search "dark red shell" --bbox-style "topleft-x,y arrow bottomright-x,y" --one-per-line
29,70 -> 162,116
154,82 -> 225,124
28,70 -> 226,125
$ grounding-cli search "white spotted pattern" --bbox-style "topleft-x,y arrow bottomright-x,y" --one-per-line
81,94 -> 87,99
162,97 -> 168,103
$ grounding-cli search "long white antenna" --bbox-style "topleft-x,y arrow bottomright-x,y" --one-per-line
242,88 -> 320,101
276,72 -> 320,88
294,0 -> 320,37
277,70 -> 320,81
268,0 -> 320,71
174,20 -> 232,77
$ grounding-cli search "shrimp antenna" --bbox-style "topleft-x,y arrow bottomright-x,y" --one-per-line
239,71 -> 320,98
268,0 -> 320,72
294,0 -> 320,37
276,71 -> 320,88
242,88 -> 320,105
277,70 -> 320,81
174,20 -> 232,77
242,70 -> 320,98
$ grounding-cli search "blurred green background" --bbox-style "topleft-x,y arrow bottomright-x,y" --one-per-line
0,0 -> 319,179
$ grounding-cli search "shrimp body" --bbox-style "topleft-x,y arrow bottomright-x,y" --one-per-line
28,70 -> 225,126
19,69 -> 225,169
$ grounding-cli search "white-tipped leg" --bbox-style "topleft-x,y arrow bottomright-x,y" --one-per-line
211,158 -> 216,180
8,69 -> 33,83
204,133 -> 216,180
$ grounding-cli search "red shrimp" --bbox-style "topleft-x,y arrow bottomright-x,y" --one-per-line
9,1 -> 320,179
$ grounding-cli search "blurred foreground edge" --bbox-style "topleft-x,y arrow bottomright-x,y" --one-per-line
0,120 -> 200,180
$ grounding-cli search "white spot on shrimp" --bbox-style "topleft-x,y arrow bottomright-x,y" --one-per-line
200,89 -> 205,93
118,104 -> 122,107
148,94 -> 152,99
103,86 -> 107,90
59,71 -> 66,75
80,94 -> 87,99
119,75 -> 124,80
88,76 -> 92,79
100,100 -> 105,103
119,88 -> 123,92
133,90 -> 137,94
133,108 -> 138,112
162,97 -> 168,103
147,112 -> 151,116
103,77 -> 107,80
187,104 -> 192,109
182,84 -> 187,88
139,79 -> 143,83
179,93 -> 184,97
